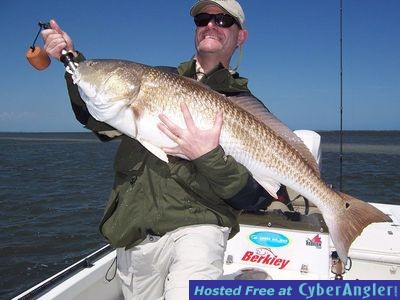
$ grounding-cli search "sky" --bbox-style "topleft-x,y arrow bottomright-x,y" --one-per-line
1,0 -> 399,132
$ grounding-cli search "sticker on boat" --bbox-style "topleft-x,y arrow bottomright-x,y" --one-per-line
249,231 -> 290,248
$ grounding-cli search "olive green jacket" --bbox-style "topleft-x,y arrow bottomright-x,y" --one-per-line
65,55 -> 268,249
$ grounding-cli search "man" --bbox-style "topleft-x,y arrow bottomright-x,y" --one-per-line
42,0 -> 273,299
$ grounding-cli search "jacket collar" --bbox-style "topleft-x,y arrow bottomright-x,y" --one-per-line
177,59 -> 250,94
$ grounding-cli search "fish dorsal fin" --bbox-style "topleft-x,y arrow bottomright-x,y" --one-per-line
227,95 -> 321,177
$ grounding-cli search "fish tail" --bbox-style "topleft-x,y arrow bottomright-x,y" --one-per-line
326,192 -> 392,263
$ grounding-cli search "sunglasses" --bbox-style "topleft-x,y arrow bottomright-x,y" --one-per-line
194,13 -> 239,28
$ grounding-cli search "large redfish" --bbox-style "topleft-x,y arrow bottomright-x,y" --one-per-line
72,59 -> 392,262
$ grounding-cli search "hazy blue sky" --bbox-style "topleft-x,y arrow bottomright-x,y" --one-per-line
1,0 -> 399,132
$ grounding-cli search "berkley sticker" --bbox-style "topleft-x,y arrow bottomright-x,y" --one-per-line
241,247 -> 290,270
306,234 -> 322,249
249,231 -> 290,248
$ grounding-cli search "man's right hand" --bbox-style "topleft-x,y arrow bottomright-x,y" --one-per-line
41,19 -> 77,60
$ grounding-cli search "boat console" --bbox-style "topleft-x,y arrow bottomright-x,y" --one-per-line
223,209 -> 332,280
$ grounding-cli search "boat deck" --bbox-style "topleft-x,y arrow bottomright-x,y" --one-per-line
13,203 -> 399,300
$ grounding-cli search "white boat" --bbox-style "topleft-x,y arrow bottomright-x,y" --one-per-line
13,203 -> 399,300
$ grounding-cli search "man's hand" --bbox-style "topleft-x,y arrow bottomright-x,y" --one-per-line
158,102 -> 223,160
41,19 -> 77,60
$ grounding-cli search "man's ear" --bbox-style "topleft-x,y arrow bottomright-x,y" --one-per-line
237,29 -> 248,47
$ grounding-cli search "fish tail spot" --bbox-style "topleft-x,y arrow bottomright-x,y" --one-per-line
325,191 -> 392,262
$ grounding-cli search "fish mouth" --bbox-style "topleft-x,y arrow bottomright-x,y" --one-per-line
71,72 -> 81,85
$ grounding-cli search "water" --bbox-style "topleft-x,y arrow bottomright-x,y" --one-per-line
1,131 -> 399,299
319,131 -> 400,204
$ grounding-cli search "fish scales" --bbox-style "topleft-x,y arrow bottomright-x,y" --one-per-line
73,59 -> 392,262
140,66 -> 300,173
156,68 -> 360,219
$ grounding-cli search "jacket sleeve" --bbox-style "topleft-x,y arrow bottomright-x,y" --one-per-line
64,52 -> 121,141
193,146 -> 273,210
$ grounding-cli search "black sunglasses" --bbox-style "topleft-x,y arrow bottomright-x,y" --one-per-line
194,13 -> 239,28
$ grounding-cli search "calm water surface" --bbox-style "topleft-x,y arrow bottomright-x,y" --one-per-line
0,131 -> 399,299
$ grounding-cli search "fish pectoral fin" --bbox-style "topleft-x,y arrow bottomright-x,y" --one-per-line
139,139 -> 169,163
253,176 -> 281,199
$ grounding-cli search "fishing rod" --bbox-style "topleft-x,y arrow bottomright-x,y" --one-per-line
26,21 -> 77,72
339,0 -> 344,192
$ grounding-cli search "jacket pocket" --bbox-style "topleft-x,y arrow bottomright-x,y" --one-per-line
100,182 -> 145,248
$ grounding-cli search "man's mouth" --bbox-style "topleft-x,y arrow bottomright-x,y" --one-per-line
201,29 -> 222,41
204,34 -> 218,39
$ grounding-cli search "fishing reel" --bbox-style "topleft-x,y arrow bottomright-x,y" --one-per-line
26,21 -> 77,72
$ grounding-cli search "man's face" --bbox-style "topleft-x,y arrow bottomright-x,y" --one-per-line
194,5 -> 246,60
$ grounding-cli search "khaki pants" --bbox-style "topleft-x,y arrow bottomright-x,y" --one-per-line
117,224 -> 230,300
